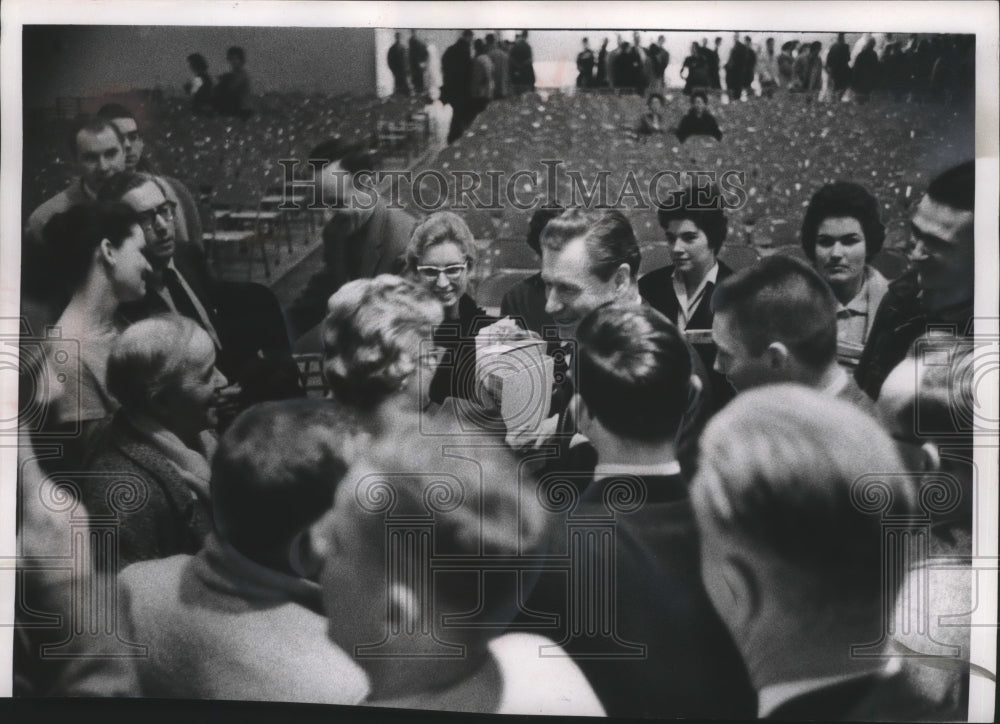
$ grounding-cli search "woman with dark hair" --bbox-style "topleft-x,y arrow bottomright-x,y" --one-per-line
637,93 -> 667,135
639,182 -> 734,408
675,91 -> 723,142
185,53 -> 214,114
404,211 -> 496,405
801,181 -> 891,368
42,202 -> 151,436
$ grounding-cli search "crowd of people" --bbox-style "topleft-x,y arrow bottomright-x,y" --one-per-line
14,26 -> 985,721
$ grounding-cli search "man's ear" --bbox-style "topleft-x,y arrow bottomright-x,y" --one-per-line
920,441 -> 942,473
99,237 -> 116,266
765,341 -> 789,371
686,372 -> 703,415
722,553 -> 760,630
388,583 -> 421,629
613,263 -> 632,295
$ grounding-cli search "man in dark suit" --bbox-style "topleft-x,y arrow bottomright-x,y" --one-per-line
711,255 -> 877,413
441,30 -> 475,143
101,172 -> 301,419
691,385 -> 947,720
287,139 -> 414,345
521,303 -> 755,718
640,182 -> 733,407
855,161 -> 975,399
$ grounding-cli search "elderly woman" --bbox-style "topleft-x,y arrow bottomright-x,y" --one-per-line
41,202 -> 152,455
84,314 -> 229,571
801,181 -> 891,369
322,275 -> 445,430
405,211 -> 496,405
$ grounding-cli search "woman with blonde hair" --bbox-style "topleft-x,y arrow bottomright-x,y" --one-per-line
404,211 -> 495,404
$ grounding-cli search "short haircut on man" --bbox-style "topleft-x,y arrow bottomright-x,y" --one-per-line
96,170 -> 159,203
711,255 -> 837,371
540,207 -> 641,281
577,303 -> 693,442
926,160 -> 974,212
657,181 -> 729,254
800,181 -> 886,261
226,45 -> 246,62
43,201 -> 142,291
96,103 -> 135,121
694,384 -> 916,608
67,116 -> 123,158
211,398 -> 354,557
307,138 -> 375,176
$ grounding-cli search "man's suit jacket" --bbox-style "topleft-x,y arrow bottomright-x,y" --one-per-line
118,533 -> 369,703
288,202 -> 413,342
522,474 -> 756,718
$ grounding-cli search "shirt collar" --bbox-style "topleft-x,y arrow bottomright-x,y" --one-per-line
594,460 -> 682,478
758,659 -> 898,718
820,364 -> 850,397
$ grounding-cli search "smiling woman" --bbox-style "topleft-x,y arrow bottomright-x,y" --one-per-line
405,211 -> 497,404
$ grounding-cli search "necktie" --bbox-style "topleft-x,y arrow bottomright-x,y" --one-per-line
162,268 -> 203,324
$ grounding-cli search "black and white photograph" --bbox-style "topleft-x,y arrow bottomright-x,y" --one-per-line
1,1 -> 998,721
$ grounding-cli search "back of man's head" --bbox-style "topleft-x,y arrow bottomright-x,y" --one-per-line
577,303 -> 693,443
541,207 -> 642,281
96,103 -> 135,122
693,384 -> 915,618
927,160 -> 974,212
712,255 -> 837,373
211,399 -> 355,561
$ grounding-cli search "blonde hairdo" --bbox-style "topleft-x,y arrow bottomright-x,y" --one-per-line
107,314 -> 205,413
404,211 -> 477,275
322,275 -> 443,410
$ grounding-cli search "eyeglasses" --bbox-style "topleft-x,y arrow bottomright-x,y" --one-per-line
416,262 -> 467,281
137,201 -> 177,230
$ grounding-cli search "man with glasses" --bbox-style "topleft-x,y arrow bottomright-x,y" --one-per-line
96,103 -> 204,252
101,171 -> 302,420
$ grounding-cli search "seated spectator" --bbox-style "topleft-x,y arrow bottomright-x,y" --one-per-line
856,160 -> 975,399
25,117 -> 125,247
213,45 -> 253,119
801,181 -> 891,369
310,424 -> 603,715
289,139 -> 414,345
691,384 -> 944,720
96,103 -> 203,252
499,205 -> 561,339
184,52 -> 214,114
711,255 -> 876,413
404,211 -> 495,404
85,315 -> 228,571
523,303 -> 755,718
674,91 -> 723,142
636,92 -> 666,135
41,203 -> 151,457
322,275 -> 444,434
101,171 -> 302,423
116,399 -> 369,703
640,181 -> 734,409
